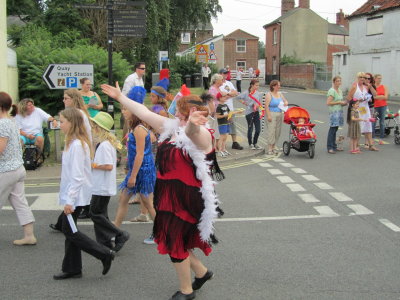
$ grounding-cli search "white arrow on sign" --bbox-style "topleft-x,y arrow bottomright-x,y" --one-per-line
42,64 -> 94,90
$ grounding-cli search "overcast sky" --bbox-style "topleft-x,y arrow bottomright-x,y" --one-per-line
211,0 -> 368,40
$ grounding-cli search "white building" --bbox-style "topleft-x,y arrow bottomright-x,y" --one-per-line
333,1 -> 400,96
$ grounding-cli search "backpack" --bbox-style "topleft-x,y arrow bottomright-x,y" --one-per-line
23,145 -> 39,170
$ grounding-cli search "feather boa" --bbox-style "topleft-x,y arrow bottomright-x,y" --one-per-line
159,118 -> 220,242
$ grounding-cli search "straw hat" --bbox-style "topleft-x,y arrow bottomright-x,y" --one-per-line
90,112 -> 114,131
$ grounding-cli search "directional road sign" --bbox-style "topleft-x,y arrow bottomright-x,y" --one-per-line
42,64 -> 94,90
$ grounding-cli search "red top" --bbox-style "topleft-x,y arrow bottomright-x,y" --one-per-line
374,85 -> 387,107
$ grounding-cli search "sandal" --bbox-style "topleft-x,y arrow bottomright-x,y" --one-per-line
379,140 -> 384,145
328,150 -> 336,154
369,145 -> 379,151
364,144 -> 369,149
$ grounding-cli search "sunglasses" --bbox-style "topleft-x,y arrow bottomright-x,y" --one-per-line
138,67 -> 146,70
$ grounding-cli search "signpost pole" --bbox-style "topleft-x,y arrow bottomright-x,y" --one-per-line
107,0 -> 115,129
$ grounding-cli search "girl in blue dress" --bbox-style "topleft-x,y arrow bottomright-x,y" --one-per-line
114,106 -> 156,229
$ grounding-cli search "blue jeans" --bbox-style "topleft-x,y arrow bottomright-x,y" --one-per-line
327,126 -> 338,151
373,106 -> 387,139
245,111 -> 261,145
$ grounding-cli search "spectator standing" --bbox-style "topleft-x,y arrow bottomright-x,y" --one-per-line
219,68 -> 244,150
226,65 -> 231,81
236,67 -> 244,93
373,74 -> 389,145
201,64 -> 211,90
0,92 -> 37,246
265,80 -> 288,155
255,68 -> 260,79
80,78 -> 103,118
208,74 -> 224,149
326,76 -> 347,153
248,66 -> 254,79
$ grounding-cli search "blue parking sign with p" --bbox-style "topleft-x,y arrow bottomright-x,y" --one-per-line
66,77 -> 78,88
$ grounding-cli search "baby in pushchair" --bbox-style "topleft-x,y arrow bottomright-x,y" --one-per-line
296,117 -> 315,139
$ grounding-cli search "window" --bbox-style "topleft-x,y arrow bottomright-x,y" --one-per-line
181,32 -> 191,44
367,16 -> 383,36
236,40 -> 246,52
236,61 -> 246,70
343,54 -> 347,65
272,57 -> 277,75
273,29 -> 277,45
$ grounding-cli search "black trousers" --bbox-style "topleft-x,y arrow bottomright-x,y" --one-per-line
203,77 -> 209,90
90,195 -> 123,247
246,111 -> 261,145
236,80 -> 242,93
54,204 -> 90,230
61,206 -> 110,273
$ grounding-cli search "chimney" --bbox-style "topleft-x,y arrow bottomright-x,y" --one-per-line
336,9 -> 349,29
299,0 -> 310,9
281,0 -> 295,15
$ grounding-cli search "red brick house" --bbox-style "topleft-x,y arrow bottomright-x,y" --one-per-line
222,29 -> 259,73
178,23 -> 214,52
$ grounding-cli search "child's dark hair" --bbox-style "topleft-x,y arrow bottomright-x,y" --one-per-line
200,92 -> 213,104
347,100 -> 358,124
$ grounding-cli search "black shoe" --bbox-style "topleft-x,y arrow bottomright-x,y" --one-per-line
169,291 -> 196,300
49,223 -> 61,232
192,270 -> 214,290
77,211 -> 90,219
53,271 -> 82,280
232,142 -> 243,150
113,231 -> 130,252
101,250 -> 115,275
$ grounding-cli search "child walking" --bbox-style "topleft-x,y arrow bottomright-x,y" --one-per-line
54,107 -> 114,280
89,112 -> 130,252
347,100 -> 362,154
114,106 -> 156,244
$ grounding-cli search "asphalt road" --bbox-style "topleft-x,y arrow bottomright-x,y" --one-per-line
1,88 -> 400,300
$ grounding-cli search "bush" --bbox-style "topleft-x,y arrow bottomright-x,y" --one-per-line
14,25 -> 131,115
170,56 -> 202,83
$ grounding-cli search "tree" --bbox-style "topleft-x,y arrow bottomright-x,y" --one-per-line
258,41 -> 265,59
6,0 -> 45,23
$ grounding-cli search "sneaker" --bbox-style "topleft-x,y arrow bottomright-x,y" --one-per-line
143,234 -> 156,245
232,142 -> 243,150
130,213 -> 150,222
250,144 -> 256,150
223,150 -> 232,155
253,144 -> 263,150
218,151 -> 227,157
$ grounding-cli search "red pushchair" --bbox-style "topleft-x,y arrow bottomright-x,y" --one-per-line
282,105 -> 317,159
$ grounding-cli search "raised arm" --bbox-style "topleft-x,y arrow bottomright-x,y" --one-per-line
185,110 -> 212,153
101,82 -> 167,134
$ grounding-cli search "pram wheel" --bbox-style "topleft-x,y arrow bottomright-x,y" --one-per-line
308,143 -> 315,159
283,141 -> 290,156
385,128 -> 391,136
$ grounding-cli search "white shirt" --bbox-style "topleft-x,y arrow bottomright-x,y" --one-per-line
91,141 -> 117,196
236,70 -> 244,80
220,80 -> 237,110
79,110 -> 92,143
59,139 -> 92,208
202,66 -> 211,78
121,72 -> 144,96
15,107 -> 50,135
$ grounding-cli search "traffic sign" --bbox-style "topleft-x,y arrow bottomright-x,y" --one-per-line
195,44 -> 209,63
159,51 -> 169,62
208,50 -> 217,63
42,64 -> 94,90
210,42 -> 215,50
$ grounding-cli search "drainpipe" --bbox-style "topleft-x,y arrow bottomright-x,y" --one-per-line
278,22 -> 282,81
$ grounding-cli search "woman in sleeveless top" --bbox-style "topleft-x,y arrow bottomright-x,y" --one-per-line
347,72 -> 378,151
265,80 -> 288,155
373,74 -> 389,144
80,78 -> 103,118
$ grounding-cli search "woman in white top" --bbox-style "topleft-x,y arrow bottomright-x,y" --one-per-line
53,107 -> 114,280
0,92 -> 37,246
347,72 -> 378,151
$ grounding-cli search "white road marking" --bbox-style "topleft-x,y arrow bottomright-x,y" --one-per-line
379,219 -> 400,232
268,169 -> 284,175
286,183 -> 306,192
313,120 -> 325,123
291,168 -> 307,174
347,204 -> 374,215
302,175 -> 319,181
273,158 -> 285,162
329,192 -> 353,202
259,162 -> 273,168
314,182 -> 334,190
276,176 -> 295,183
280,163 -> 294,167
298,194 -> 320,203
3,193 -> 62,211
313,206 -> 339,216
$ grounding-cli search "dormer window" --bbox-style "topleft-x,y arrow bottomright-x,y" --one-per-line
181,32 -> 191,44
